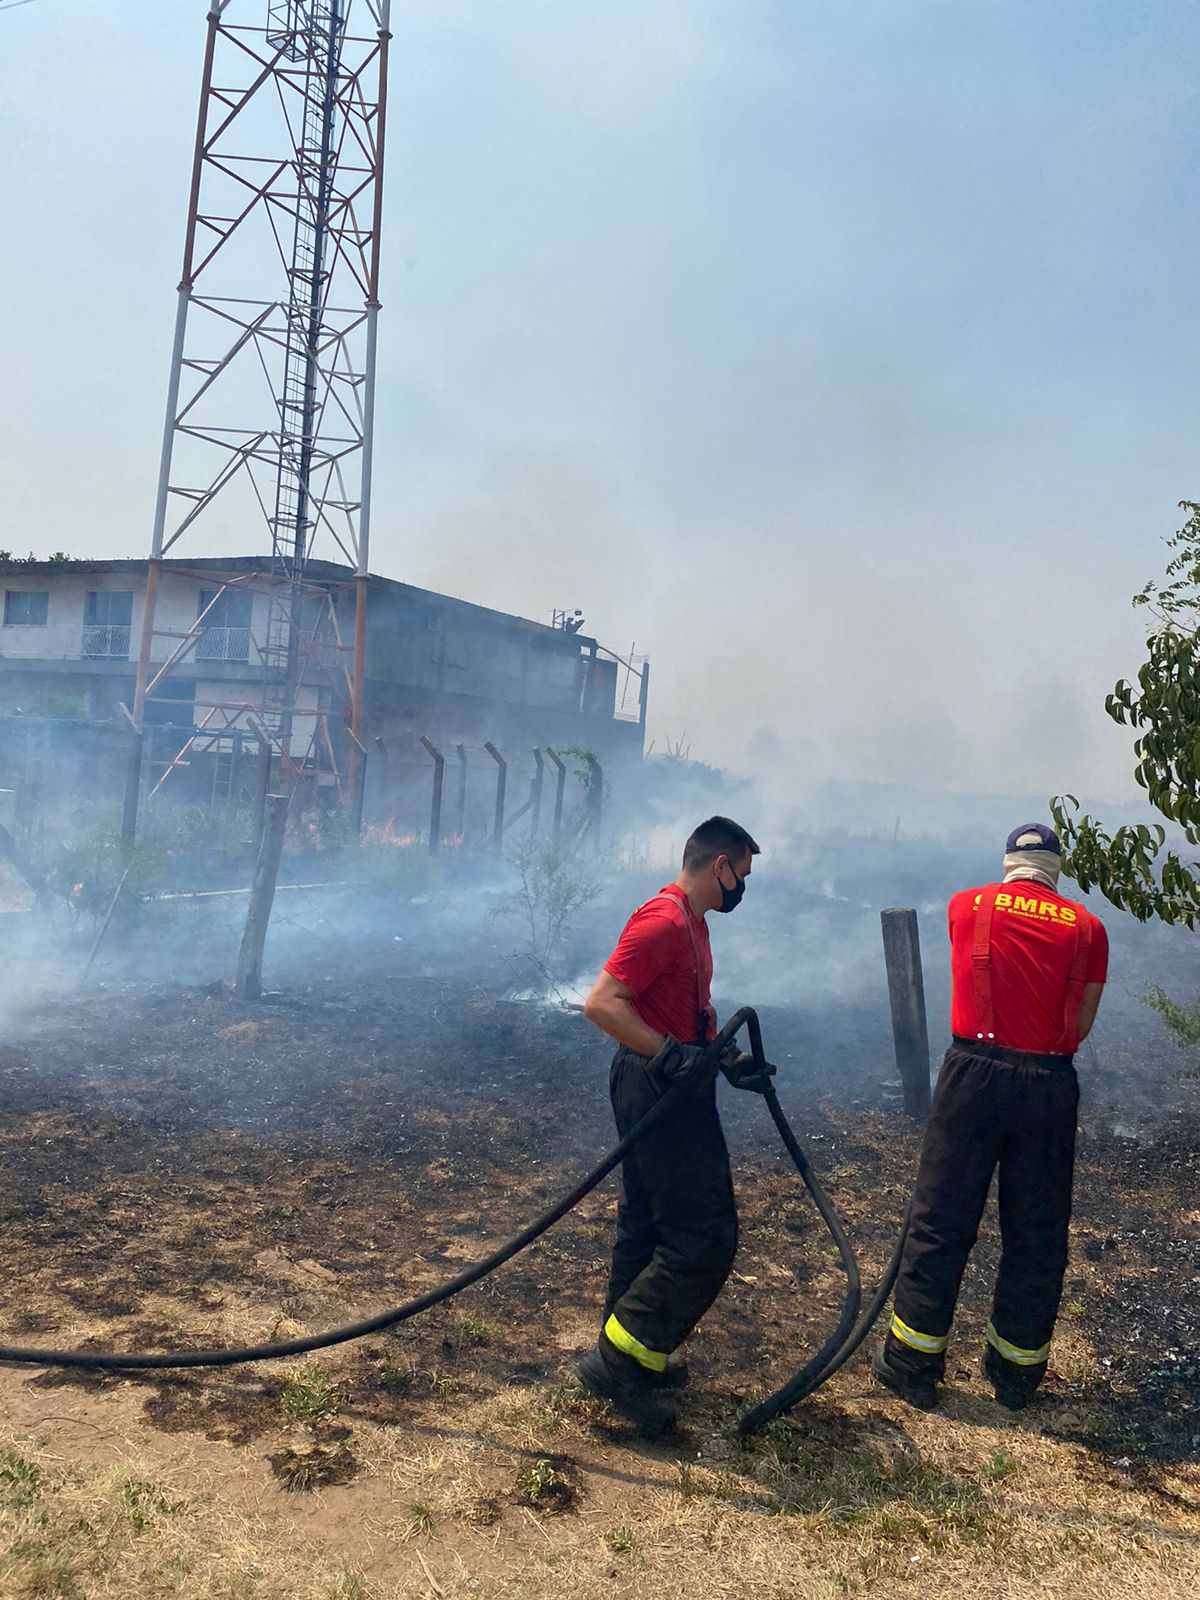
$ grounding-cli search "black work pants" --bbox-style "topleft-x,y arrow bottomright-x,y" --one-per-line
886,1039 -> 1079,1394
603,1045 -> 738,1357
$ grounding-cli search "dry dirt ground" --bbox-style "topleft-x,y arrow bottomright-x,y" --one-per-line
0,950 -> 1198,1598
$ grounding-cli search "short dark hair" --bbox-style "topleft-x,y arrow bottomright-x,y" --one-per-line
682,816 -> 761,872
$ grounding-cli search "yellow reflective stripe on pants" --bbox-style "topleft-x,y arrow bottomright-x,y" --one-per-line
604,1314 -> 669,1373
889,1314 -> 948,1355
986,1322 -> 1050,1366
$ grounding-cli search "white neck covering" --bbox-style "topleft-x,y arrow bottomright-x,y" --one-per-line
1002,850 -> 1061,890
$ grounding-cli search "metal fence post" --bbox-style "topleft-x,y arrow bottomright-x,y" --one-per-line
455,744 -> 468,841
545,747 -> 566,846
585,753 -> 603,854
530,748 -> 545,839
484,741 -> 506,854
421,736 -> 445,854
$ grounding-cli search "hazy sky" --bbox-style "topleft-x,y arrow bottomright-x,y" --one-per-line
3,1 -> 1197,804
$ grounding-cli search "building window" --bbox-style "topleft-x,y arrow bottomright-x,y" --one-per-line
3,590 -> 48,626
197,588 -> 252,662
82,590 -> 133,659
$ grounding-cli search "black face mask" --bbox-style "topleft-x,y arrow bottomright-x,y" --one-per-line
717,862 -> 746,914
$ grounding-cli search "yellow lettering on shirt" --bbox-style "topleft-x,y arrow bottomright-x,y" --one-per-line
970,888 -> 1086,929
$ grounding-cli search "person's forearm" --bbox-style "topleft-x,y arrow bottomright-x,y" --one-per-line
585,994 -> 665,1056
1077,984 -> 1103,1043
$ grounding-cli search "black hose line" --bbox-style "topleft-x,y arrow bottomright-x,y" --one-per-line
734,1086 -> 863,1433
0,1003 -> 903,1434
739,1196 -> 911,1433
0,1011 -> 783,1371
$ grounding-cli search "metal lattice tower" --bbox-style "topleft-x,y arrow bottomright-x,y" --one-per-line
130,0 -> 392,802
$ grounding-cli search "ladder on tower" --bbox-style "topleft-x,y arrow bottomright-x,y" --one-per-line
262,0 -> 345,740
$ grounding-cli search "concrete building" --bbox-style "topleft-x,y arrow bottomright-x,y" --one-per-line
0,557 -> 647,816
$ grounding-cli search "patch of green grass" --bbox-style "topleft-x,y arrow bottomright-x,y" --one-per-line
603,1526 -> 638,1555
118,1476 -> 183,1534
743,1423 -> 1002,1548
279,1361 -> 340,1428
980,1450 -> 1021,1483
426,1369 -> 455,1399
0,1448 -> 44,1510
530,1379 -> 606,1432
404,1501 -> 435,1536
459,1312 -> 497,1347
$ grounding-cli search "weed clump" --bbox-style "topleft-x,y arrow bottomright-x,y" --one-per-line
459,1312 -> 497,1347
603,1525 -> 638,1555
119,1475 -> 183,1533
402,1500 -> 435,1536
0,1449 -> 43,1510
280,1361 -> 341,1429
267,1443 -> 358,1493
514,1456 -> 581,1514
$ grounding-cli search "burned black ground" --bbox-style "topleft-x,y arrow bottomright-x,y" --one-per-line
0,916 -> 1196,1501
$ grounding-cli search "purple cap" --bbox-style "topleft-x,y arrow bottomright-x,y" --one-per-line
1006,823 -> 1061,855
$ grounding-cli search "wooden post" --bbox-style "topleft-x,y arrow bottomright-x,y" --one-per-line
880,908 -> 932,1120
530,748 -> 545,839
545,747 -> 566,845
484,741 -> 506,854
421,736 -> 445,854
236,793 -> 290,1000
251,730 -> 272,858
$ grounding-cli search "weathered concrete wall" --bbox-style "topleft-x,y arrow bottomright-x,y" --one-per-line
0,560 -> 644,785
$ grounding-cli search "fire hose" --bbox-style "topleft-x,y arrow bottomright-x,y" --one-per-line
0,1007 -> 909,1434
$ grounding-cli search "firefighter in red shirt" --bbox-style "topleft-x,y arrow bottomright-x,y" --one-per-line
576,816 -> 770,1434
873,823 -> 1108,1412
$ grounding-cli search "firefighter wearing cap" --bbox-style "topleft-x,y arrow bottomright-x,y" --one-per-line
873,823 -> 1108,1412
576,815 -> 772,1435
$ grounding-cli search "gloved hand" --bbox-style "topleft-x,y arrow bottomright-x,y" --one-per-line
719,1046 -> 777,1093
657,1036 -> 710,1087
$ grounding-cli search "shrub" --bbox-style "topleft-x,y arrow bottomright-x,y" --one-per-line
495,838 -> 599,969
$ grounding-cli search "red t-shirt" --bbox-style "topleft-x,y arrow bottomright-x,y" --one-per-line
603,885 -> 715,1045
949,881 -> 1108,1054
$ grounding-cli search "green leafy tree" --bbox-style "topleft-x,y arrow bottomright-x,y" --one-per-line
1051,501 -> 1200,930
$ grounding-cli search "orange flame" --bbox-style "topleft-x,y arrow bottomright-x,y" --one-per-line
364,815 -> 420,848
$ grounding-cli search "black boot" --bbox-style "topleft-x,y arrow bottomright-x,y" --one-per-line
871,1344 -> 940,1411
577,1334 -> 677,1436
648,1352 -> 690,1390
982,1349 -> 1037,1412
